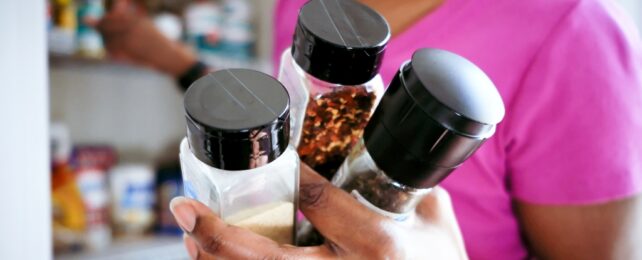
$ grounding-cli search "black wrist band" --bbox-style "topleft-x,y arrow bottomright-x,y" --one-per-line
178,61 -> 208,91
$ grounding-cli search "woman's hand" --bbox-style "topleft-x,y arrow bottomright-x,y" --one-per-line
170,164 -> 468,259
96,0 -> 197,77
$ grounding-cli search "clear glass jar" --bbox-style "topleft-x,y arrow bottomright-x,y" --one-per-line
181,69 -> 299,245
179,138 -> 299,244
296,48 -> 505,245
279,49 -> 384,179
277,0 -> 390,180
333,139 -> 431,221
296,139 -> 428,245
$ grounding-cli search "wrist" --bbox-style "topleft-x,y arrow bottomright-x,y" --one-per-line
177,61 -> 210,91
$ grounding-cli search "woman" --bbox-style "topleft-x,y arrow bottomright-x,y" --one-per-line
99,0 -> 642,259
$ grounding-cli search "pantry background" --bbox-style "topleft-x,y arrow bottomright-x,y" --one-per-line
48,0 -> 642,258
50,0 -> 642,170
0,0 -> 639,259
49,0 -> 279,258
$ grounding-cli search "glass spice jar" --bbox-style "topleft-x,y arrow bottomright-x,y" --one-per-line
180,69 -> 299,245
278,0 -> 390,180
333,140 -> 432,221
297,48 -> 506,245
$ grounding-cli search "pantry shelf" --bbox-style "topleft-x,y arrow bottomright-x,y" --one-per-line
57,236 -> 187,260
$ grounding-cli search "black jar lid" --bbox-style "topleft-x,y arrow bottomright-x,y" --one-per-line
292,0 -> 390,85
363,48 -> 505,189
184,69 -> 290,171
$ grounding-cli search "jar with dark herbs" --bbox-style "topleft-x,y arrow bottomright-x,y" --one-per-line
333,140 -> 431,220
297,48 -> 506,245
278,0 -> 389,180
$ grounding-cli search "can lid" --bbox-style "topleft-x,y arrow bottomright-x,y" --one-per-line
292,0 -> 390,85
407,49 -> 505,127
184,69 -> 290,171
364,48 -> 505,188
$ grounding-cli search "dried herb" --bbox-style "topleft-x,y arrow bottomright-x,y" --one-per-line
297,86 -> 376,179
296,143 -> 429,246
333,143 -> 428,214
338,168 -> 424,214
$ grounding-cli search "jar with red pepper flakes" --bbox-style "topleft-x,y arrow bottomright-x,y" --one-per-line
277,0 -> 390,179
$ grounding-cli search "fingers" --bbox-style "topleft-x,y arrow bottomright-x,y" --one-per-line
183,234 -> 221,260
97,9 -> 138,36
97,0 -> 143,39
96,11 -> 147,65
104,0 -> 127,13
172,196 -> 278,259
183,234 -> 201,260
415,186 -> 456,223
415,187 -> 465,243
104,0 -> 145,15
170,197 -> 335,260
415,187 -> 468,259
298,164 -> 392,249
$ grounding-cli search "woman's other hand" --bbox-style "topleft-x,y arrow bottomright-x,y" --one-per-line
96,0 -> 197,77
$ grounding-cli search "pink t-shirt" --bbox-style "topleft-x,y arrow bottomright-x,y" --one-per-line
273,0 -> 642,258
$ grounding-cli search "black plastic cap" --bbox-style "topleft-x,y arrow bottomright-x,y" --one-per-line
184,69 -> 291,171
363,48 -> 505,189
292,0 -> 390,85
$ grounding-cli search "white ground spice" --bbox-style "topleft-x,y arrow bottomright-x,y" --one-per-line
225,202 -> 294,245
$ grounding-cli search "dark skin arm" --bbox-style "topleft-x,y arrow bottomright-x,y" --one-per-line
364,1 -> 642,258
516,196 -> 642,260
97,0 -> 197,77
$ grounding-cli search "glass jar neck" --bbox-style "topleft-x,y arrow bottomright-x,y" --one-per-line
359,143 -> 431,195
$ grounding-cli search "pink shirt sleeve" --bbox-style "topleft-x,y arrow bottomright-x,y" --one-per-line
505,0 -> 642,204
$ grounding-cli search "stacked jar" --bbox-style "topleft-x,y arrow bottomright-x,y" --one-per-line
180,69 -> 299,244
334,49 -> 506,220
298,48 -> 506,244
278,0 -> 390,179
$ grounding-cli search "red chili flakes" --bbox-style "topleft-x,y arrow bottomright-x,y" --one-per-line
297,86 -> 376,179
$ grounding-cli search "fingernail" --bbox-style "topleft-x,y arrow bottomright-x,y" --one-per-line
183,234 -> 199,260
170,197 -> 196,232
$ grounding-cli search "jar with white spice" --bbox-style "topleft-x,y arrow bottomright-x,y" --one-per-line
180,69 -> 299,244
